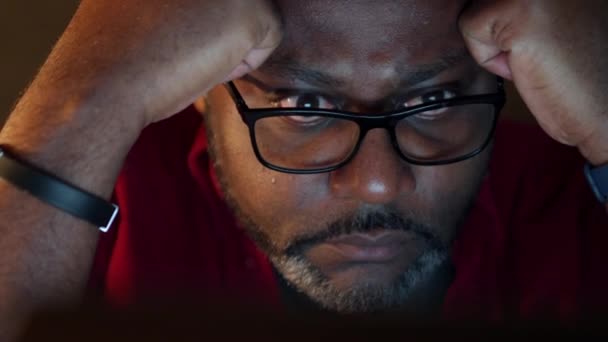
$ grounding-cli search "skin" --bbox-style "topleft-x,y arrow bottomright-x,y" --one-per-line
0,0 -> 606,338
0,0 -> 280,339
460,0 -> 608,165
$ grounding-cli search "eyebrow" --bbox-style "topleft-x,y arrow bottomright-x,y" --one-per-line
259,48 -> 472,89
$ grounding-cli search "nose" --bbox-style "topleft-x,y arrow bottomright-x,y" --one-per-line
329,128 -> 416,204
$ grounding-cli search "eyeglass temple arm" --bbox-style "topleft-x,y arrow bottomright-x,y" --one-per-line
225,82 -> 250,110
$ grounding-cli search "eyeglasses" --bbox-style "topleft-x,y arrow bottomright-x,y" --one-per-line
225,76 -> 506,174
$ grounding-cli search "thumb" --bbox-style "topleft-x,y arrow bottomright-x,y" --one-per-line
224,15 -> 283,82
459,0 -> 517,80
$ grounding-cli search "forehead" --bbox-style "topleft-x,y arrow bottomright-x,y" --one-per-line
276,1 -> 465,53
263,0 -> 471,97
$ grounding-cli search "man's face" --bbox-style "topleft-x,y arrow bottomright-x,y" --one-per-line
202,0 -> 493,313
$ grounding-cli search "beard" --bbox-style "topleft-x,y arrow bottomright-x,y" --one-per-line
255,208 -> 453,313
203,113 -> 487,314
274,243 -> 450,314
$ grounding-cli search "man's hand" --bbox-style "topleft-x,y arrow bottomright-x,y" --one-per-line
460,0 -> 608,165
60,0 -> 282,127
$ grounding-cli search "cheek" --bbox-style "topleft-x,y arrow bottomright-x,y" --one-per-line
206,88 -> 329,241
410,148 -> 490,240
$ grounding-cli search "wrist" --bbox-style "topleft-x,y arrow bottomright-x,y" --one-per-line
579,144 -> 608,166
581,146 -> 608,167
578,121 -> 608,166
0,93 -> 142,199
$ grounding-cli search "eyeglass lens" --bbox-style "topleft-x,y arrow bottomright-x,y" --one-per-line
253,103 -> 495,171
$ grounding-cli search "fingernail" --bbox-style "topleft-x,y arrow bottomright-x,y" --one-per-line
223,62 -> 251,83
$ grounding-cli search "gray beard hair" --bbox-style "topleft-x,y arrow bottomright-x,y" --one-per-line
271,248 -> 449,313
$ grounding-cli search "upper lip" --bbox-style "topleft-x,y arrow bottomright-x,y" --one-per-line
325,230 -> 413,247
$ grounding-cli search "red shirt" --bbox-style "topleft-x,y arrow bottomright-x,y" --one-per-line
90,107 -> 608,320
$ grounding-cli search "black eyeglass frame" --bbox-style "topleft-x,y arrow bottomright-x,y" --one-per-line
225,77 -> 506,174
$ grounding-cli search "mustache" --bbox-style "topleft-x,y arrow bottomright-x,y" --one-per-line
285,208 -> 445,257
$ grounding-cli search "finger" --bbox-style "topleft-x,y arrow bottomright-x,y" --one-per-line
223,43 -> 281,83
459,0 -> 517,79
462,37 -> 513,80
247,2 -> 283,67
224,62 -> 254,83
225,6 -> 283,82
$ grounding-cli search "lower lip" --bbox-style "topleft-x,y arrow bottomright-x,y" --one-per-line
318,232 -> 411,262
323,241 -> 404,262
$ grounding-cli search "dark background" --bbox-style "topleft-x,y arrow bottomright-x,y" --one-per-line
0,0 -> 80,126
0,1 -> 533,128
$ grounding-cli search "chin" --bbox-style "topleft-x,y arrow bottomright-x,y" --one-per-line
272,249 -> 449,314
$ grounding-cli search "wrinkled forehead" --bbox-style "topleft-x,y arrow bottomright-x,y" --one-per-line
265,0 -> 471,93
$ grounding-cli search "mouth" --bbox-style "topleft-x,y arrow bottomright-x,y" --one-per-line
298,229 -> 427,288
268,219 -> 445,294
321,230 -> 413,263
301,228 -> 424,268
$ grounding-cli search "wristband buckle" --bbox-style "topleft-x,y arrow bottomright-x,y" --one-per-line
100,204 -> 120,232
0,146 -> 120,232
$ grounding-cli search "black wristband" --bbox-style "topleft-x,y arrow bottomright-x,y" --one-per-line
0,146 -> 118,232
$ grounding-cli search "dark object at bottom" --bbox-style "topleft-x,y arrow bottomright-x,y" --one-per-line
20,303 -> 608,341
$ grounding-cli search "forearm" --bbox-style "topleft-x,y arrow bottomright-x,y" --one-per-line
0,0 -> 282,338
0,38 -> 142,339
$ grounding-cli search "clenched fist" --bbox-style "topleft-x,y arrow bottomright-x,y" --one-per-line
460,0 -> 608,165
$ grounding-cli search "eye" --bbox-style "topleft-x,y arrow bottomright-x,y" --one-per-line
402,89 -> 458,108
401,89 -> 458,120
272,93 -> 336,110
283,115 -> 327,124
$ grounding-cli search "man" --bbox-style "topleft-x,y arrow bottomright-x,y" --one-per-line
0,0 -> 607,337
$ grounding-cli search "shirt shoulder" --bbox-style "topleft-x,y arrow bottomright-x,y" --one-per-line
489,120 -> 608,317
490,120 -> 597,222
90,108 -> 279,307
88,108 -> 205,296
